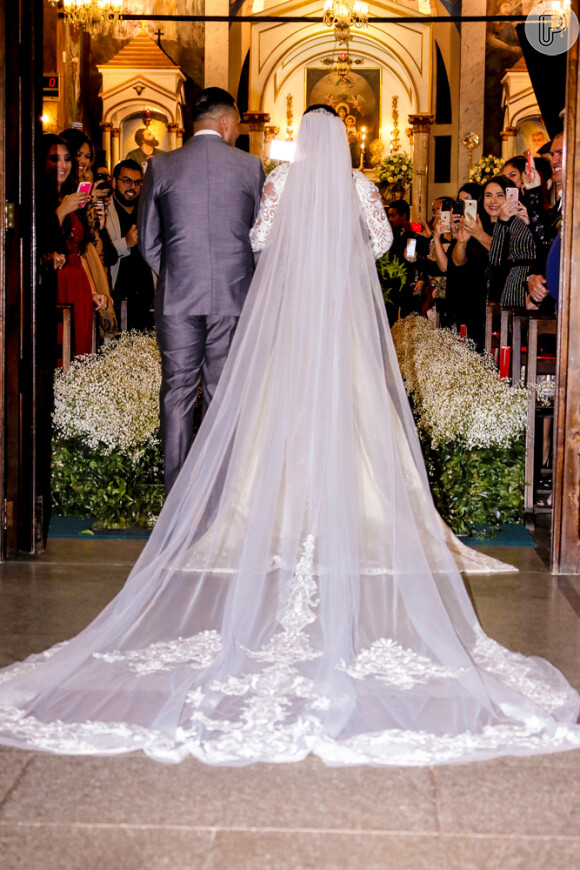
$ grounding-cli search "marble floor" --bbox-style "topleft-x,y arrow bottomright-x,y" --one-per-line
1,536 -> 580,870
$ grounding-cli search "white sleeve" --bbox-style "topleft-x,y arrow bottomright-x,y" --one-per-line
250,164 -> 289,252
353,170 -> 393,260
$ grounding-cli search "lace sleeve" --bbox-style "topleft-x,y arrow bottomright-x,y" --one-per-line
353,170 -> 393,259
250,164 -> 289,252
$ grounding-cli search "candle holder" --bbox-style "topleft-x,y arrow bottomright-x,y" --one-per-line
461,131 -> 480,174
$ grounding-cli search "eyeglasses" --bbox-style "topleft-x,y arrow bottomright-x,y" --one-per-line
118,177 -> 142,187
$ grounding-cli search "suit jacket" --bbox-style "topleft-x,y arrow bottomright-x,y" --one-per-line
105,199 -> 131,288
138,135 -> 265,317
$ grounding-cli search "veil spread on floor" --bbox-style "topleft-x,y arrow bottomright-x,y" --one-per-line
0,111 -> 579,765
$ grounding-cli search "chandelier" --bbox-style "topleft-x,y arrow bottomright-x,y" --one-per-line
323,1 -> 369,44
322,50 -> 364,84
49,1 -> 124,34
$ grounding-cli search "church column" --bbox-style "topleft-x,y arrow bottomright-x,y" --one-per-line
243,112 -> 270,159
167,123 -> 178,151
111,127 -> 120,167
408,114 -> 434,222
204,0 -> 229,89
502,125 -> 519,161
458,0 -> 486,183
100,122 -> 113,171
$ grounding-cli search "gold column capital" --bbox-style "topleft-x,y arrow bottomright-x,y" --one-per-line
407,113 -> 435,134
243,112 -> 271,132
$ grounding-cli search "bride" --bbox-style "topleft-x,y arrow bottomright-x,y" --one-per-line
0,105 -> 579,765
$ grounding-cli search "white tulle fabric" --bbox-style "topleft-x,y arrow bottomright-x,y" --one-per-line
0,112 -> 579,765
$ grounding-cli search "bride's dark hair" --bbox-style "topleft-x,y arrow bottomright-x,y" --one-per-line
304,103 -> 339,117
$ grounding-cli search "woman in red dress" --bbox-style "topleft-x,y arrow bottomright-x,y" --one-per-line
42,134 -> 106,358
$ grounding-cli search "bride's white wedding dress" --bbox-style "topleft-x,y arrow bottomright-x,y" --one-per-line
0,112 -> 578,765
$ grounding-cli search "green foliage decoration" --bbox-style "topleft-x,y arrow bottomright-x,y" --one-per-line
376,251 -> 407,307
52,439 -> 164,529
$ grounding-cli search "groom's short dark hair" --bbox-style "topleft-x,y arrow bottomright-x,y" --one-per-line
192,88 -> 237,122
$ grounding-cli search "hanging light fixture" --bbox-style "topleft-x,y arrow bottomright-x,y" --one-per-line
323,0 -> 369,44
49,1 -> 124,35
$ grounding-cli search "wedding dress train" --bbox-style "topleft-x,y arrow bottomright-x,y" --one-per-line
0,111 -> 578,765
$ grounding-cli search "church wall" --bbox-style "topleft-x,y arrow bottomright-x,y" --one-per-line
249,17 -> 431,156
430,19 -> 461,201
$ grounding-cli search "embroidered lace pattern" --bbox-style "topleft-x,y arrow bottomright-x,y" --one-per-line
0,642 -> 69,686
92,631 -> 222,676
338,638 -> 467,689
472,627 -> 569,715
249,163 -> 393,259
0,542 -> 578,762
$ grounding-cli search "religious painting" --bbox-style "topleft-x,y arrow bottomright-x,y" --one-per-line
516,116 -> 550,155
121,111 -> 168,164
305,68 -> 381,168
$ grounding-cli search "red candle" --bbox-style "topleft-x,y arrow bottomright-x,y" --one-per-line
460,324 -> 467,338
499,346 -> 511,380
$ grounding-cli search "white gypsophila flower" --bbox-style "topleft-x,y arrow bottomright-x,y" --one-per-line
52,332 -> 161,457
391,316 -> 527,450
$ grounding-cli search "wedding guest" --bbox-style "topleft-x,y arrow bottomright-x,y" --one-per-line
108,159 -> 155,331
486,176 -> 536,307
60,129 -> 118,340
457,182 -> 482,202
42,134 -> 106,359
501,155 -> 527,189
383,199 -> 412,323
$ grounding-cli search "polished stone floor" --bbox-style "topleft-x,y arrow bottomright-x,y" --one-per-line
1,537 -> 580,870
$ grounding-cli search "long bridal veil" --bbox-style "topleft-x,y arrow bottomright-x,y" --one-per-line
0,112 -> 579,764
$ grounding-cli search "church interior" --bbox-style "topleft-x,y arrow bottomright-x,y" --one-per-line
1,1 -> 580,867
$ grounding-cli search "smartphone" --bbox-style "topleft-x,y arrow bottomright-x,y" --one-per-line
409,221 -> 422,233
94,172 -> 111,195
405,238 -> 417,261
77,181 -> 92,196
451,200 -> 464,215
439,209 -> 451,233
463,199 -> 477,221
505,187 -> 519,206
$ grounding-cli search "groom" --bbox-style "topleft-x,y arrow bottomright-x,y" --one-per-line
139,88 -> 265,493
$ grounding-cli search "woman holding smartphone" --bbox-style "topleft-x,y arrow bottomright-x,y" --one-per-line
456,176 -> 536,308
60,129 -> 118,340
42,134 -> 106,359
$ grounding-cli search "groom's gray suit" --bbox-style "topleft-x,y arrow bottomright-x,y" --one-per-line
138,132 -> 265,492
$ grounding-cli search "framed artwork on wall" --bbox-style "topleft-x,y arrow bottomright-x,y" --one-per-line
121,111 -> 169,164
516,116 -> 550,155
305,68 -> 381,167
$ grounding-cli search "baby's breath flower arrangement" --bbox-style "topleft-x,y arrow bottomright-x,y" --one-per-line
376,152 -> 413,188
52,332 -> 164,529
469,154 -> 504,185
391,316 -> 527,535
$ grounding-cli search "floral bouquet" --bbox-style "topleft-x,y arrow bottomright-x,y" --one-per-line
391,316 -> 527,535
376,152 -> 413,188
469,154 -> 504,185
52,332 -> 165,528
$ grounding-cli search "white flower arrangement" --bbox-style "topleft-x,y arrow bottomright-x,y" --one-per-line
469,154 -> 504,185
53,332 -> 161,457
376,152 -> 413,187
391,316 -> 527,450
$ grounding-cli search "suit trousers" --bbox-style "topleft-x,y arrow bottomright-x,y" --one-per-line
156,314 -> 239,493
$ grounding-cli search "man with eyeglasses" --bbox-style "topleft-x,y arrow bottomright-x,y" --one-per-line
107,159 -> 155,331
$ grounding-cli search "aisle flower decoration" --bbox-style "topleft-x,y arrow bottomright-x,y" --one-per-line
469,154 -> 504,185
52,332 -> 164,529
392,316 -> 527,535
376,152 -> 413,188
